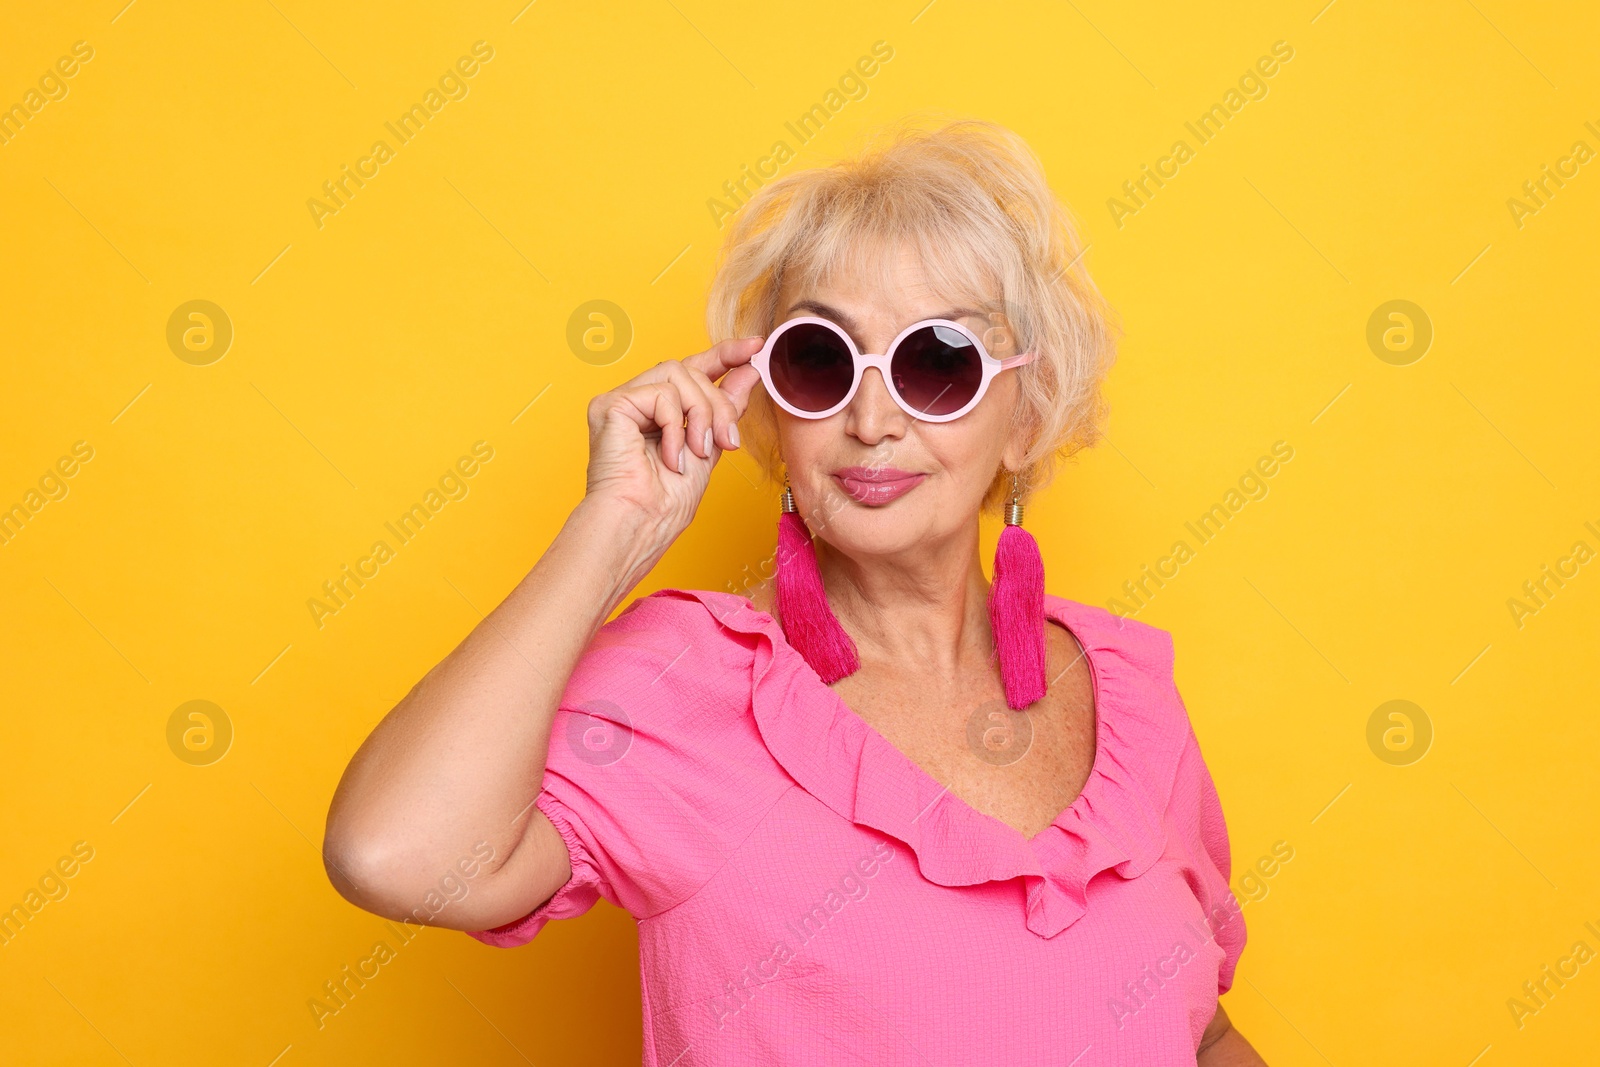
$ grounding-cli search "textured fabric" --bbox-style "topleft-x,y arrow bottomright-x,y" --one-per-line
468,587 -> 1247,1065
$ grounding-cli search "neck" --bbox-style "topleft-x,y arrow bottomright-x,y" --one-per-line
810,523 -> 995,676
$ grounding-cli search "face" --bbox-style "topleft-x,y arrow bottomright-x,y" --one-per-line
768,243 -> 1030,562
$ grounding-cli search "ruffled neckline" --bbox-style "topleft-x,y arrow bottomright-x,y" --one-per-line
644,587 -> 1187,939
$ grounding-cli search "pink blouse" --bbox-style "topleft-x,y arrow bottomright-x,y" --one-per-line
469,588 -> 1247,1065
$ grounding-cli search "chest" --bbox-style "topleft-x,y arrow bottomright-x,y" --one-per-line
645,809 -> 1225,1062
828,620 -> 1098,840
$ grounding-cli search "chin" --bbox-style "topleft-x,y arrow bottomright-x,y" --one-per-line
822,504 -> 938,556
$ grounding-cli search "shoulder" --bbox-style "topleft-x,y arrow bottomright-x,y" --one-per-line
582,587 -> 756,656
564,587 -> 760,714
1046,593 -> 1200,803
1045,593 -> 1177,677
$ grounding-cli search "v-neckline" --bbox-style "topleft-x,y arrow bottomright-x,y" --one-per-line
663,585 -> 1179,937
733,592 -> 1106,849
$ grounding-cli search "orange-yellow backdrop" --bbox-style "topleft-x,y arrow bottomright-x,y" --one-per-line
3,1 -> 1597,1064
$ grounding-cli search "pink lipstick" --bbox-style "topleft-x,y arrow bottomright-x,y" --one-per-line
832,466 -> 927,506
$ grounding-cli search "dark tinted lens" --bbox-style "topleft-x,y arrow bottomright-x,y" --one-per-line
890,324 -> 983,416
769,323 -> 854,413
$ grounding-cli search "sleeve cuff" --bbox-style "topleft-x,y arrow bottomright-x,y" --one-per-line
465,790 -> 607,948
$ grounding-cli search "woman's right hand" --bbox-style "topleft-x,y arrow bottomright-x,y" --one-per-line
323,335 -> 768,932
583,335 -> 765,536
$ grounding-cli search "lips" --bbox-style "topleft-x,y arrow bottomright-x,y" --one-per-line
831,466 -> 927,506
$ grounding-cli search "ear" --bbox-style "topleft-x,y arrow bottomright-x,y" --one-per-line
1001,420 -> 1033,476
1001,440 -> 1026,474
1000,375 -> 1039,476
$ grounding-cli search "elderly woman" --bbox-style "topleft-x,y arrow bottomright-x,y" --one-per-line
325,119 -> 1264,1065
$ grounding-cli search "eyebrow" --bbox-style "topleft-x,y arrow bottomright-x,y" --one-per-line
783,299 -> 986,337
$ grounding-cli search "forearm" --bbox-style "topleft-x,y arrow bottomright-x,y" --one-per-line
322,497 -> 663,919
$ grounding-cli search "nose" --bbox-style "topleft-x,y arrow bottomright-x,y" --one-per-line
844,364 -> 908,445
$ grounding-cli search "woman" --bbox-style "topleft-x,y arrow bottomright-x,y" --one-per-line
324,119 -> 1265,1065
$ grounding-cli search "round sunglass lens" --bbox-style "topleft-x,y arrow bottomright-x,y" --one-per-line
891,324 -> 983,416
769,323 -> 854,413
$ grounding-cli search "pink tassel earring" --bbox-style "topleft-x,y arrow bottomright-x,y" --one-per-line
775,479 -> 860,683
989,469 -> 1047,709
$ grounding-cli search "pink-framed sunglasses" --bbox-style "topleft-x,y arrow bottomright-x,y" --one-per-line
751,315 -> 1036,422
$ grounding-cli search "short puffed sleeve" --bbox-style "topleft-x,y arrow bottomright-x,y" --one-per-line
1166,703 -> 1248,993
468,591 -> 778,947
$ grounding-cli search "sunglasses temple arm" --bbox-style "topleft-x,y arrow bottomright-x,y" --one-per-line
998,351 -> 1037,370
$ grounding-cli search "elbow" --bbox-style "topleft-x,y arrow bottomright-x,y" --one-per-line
321,831 -> 372,908
321,817 -> 421,921
321,827 -> 380,911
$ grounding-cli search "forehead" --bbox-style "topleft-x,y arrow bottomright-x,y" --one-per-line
776,240 -> 996,325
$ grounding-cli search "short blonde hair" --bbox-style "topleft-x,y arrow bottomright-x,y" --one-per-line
705,116 -> 1119,515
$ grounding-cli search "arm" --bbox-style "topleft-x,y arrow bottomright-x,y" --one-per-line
1197,1003 -> 1266,1066
322,497 -> 660,931
321,338 -> 763,933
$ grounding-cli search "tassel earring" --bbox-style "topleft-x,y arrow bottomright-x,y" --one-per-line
989,469 -> 1047,709
775,478 -> 860,683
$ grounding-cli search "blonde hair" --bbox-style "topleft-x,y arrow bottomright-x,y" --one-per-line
705,116 -> 1119,514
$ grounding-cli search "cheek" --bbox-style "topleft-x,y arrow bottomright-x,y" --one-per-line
929,428 -> 1011,516
935,416 -> 1008,485
778,418 -> 855,512
775,414 -> 829,471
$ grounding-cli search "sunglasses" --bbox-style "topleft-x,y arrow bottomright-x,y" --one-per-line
751,316 -> 1035,422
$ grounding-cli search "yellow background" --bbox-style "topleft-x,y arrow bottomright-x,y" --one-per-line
3,1 -> 1597,1063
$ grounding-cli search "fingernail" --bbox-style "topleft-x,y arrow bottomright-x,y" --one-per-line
729,424 -> 741,449
703,428 -> 713,456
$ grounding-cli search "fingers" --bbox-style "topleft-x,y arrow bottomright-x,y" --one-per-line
654,362 -> 718,467
677,362 -> 743,451
591,335 -> 766,476
646,356 -> 752,467
589,383 -> 686,472
717,364 -> 762,414
684,334 -> 764,409
658,386 -> 688,475
647,383 -> 689,475
604,372 -> 711,476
